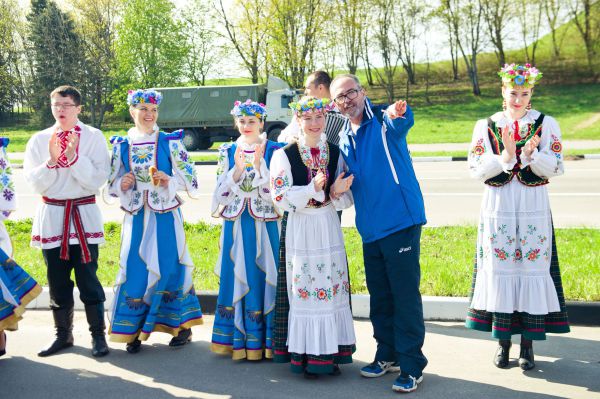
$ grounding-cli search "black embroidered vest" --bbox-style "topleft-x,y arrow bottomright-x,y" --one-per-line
485,113 -> 549,187
283,142 -> 340,207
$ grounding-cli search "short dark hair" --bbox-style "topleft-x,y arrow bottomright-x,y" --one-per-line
50,85 -> 82,106
308,70 -> 332,89
330,74 -> 362,91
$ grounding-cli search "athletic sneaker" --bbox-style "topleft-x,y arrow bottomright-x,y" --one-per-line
392,373 -> 423,393
360,360 -> 401,378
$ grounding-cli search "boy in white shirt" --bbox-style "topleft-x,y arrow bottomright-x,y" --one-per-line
24,85 -> 110,358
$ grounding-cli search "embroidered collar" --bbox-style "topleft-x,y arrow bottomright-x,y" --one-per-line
298,138 -> 329,171
491,110 -> 541,128
127,125 -> 159,142
54,120 -> 83,135
235,133 -> 266,151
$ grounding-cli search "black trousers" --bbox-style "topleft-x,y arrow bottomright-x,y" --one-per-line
43,244 -> 105,309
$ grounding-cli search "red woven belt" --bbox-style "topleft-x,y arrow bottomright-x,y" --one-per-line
42,195 -> 96,264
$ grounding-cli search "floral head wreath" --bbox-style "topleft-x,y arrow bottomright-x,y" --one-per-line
127,89 -> 163,106
289,96 -> 333,116
230,99 -> 267,120
498,63 -> 542,88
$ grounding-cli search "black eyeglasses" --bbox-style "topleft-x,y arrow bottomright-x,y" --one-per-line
50,103 -> 78,110
334,88 -> 360,105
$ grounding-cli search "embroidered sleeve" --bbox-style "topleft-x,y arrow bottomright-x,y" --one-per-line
524,116 -> 564,178
269,149 -> 323,212
168,137 -> 199,198
332,155 -> 354,210
23,133 -> 59,195
0,139 -> 16,215
211,144 -> 237,216
106,136 -> 129,199
468,119 -> 510,181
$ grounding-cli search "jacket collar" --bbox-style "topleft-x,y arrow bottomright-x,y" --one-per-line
345,97 -> 375,137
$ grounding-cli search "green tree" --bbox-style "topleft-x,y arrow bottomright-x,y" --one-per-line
180,0 -> 224,86
28,0 -> 84,124
217,0 -> 269,84
70,0 -> 122,128
114,0 -> 188,110
267,0 -> 325,88
0,0 -> 21,117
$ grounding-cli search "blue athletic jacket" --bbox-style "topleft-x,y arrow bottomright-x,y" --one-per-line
338,98 -> 427,243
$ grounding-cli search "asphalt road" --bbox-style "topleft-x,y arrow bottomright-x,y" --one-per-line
1,312 -> 599,399
10,159 -> 600,228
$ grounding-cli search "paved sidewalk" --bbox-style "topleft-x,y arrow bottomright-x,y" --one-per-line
1,311 -> 599,399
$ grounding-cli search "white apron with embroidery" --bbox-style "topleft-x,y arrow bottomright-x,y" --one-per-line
270,138 -> 355,355
468,110 -> 564,315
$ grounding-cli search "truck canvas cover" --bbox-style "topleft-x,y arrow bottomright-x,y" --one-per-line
156,84 -> 266,128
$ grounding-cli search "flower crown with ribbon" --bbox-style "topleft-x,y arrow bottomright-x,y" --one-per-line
289,96 -> 333,116
230,99 -> 267,120
127,89 -> 163,106
498,63 -> 542,88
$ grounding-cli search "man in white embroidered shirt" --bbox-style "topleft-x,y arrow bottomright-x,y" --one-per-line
24,85 -> 110,358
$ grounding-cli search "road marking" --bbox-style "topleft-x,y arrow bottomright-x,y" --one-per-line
423,193 -> 600,197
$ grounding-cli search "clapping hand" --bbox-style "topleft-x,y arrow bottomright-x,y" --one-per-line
522,135 -> 541,158
253,142 -> 265,172
501,126 -> 516,163
313,171 -> 327,192
120,172 -> 136,191
63,132 -> 79,161
48,132 -> 61,164
332,172 -> 354,197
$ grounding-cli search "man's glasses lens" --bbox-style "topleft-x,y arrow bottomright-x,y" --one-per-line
51,104 -> 77,110
334,89 -> 359,104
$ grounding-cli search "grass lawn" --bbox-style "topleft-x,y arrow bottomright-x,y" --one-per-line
6,220 -> 599,301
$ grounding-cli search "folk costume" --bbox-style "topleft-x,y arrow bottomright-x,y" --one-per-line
465,64 -> 569,370
271,97 -> 356,376
107,89 -> 203,351
211,100 -> 282,361
0,138 -> 42,354
24,115 -> 110,357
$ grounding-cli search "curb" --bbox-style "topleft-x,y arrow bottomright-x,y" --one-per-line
26,287 -> 600,326
10,154 -> 599,169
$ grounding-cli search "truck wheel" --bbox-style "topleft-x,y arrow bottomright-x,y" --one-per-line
196,136 -> 211,150
267,126 -> 283,142
182,130 -> 200,151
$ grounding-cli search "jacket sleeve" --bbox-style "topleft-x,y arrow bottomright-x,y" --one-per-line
521,116 -> 564,179
270,149 -> 324,212
383,104 -> 415,140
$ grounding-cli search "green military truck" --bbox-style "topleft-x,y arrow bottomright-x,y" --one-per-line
155,77 -> 297,150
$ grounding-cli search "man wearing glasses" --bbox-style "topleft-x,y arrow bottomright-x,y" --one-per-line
330,74 -> 427,393
24,85 -> 110,358
278,70 -> 346,145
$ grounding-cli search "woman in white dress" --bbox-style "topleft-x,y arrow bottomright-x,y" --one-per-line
271,96 -> 356,378
465,64 -> 569,371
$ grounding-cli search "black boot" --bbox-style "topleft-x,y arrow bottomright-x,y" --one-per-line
126,338 -> 142,354
169,328 -> 192,347
493,339 -> 511,368
38,307 -> 74,357
85,304 -> 109,357
519,338 -> 535,370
